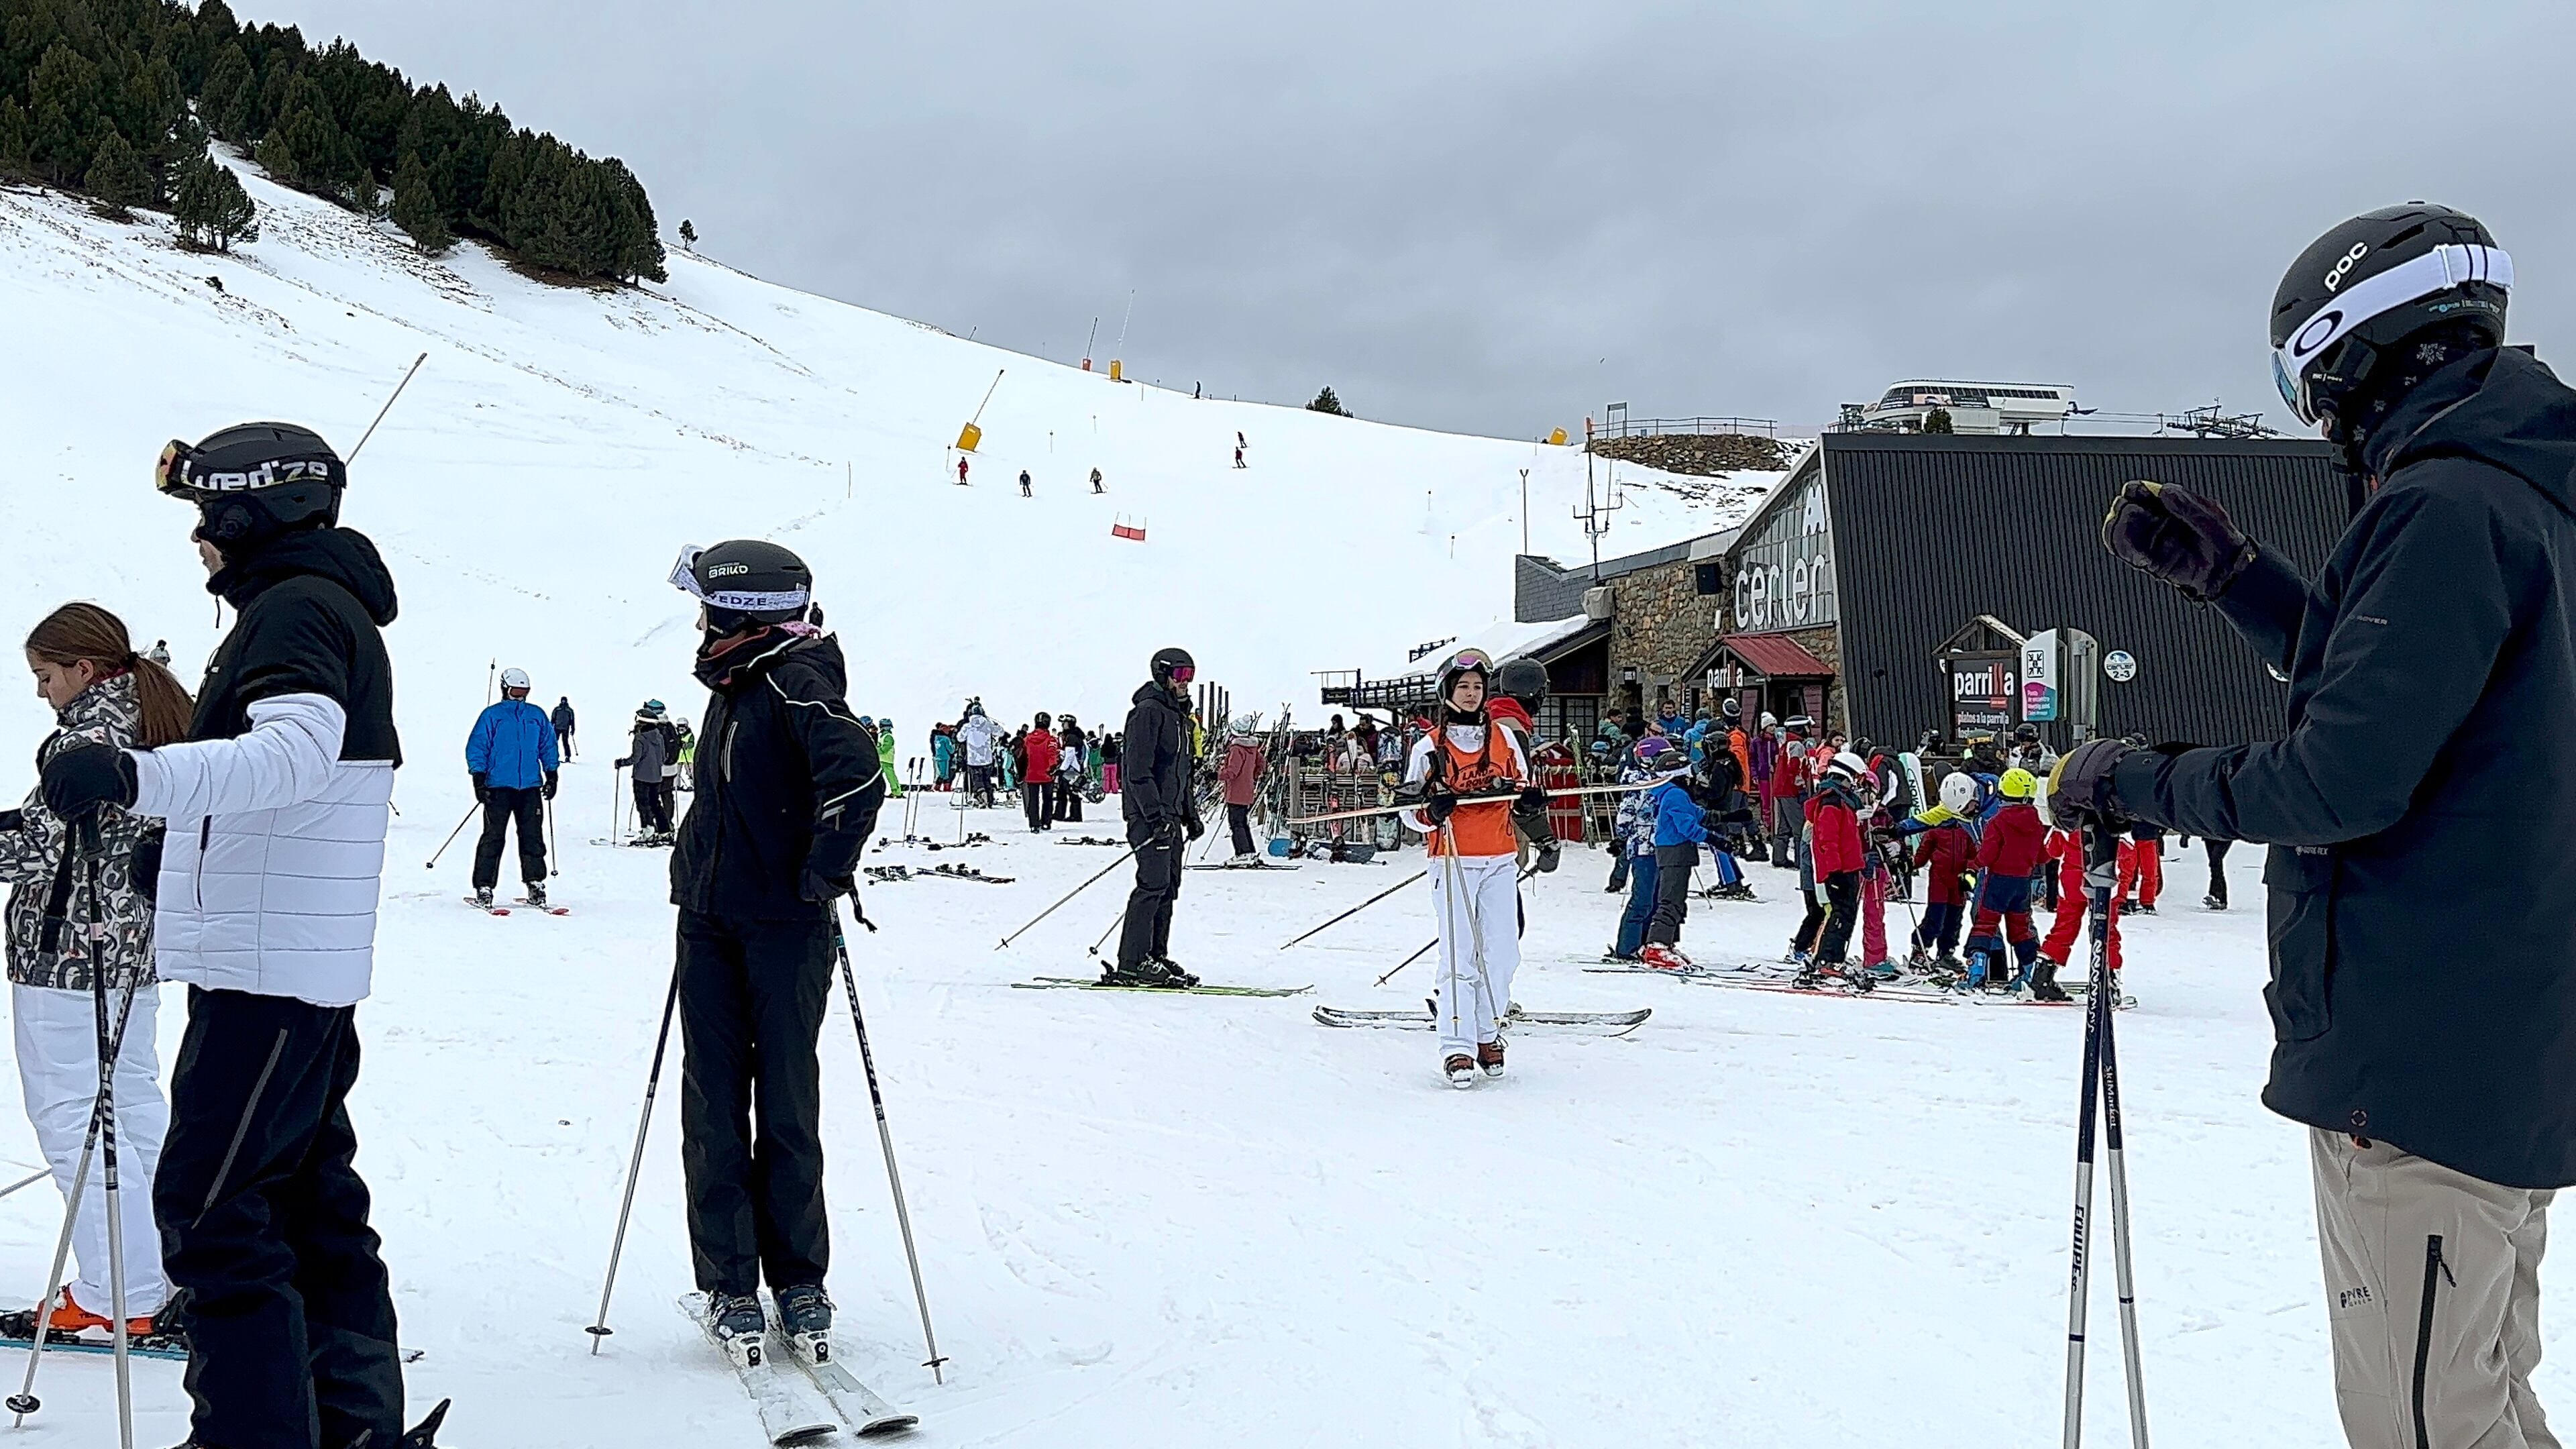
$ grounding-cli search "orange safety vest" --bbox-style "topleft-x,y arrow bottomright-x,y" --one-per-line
1426,722 -> 1522,859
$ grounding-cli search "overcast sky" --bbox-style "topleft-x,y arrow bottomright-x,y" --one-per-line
252,0 -> 2576,440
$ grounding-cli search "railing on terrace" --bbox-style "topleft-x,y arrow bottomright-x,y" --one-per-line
1589,415 -> 1779,440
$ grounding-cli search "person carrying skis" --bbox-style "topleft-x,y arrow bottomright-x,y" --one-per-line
616,701 -> 676,842
1218,718 -> 1266,864
663,539 -> 887,1363
1021,712 -> 1061,833
552,693 -> 578,761
39,421 -> 437,1448
1961,767 -> 2048,993
464,666 -> 559,910
0,604 -> 189,1346
1401,649 -> 1532,1085
2051,203 -> 2576,1449
1110,649 -> 1203,987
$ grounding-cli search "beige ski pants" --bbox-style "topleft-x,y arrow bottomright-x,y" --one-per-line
2311,1128 -> 2560,1449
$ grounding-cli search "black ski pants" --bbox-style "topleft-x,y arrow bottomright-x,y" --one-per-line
2204,836 -> 2232,906
1057,780 -> 1083,822
1646,841 -> 1697,946
1227,802 -> 1255,857
1813,869 -> 1862,963
1023,780 -> 1053,831
560,729 -> 576,761
676,908 -> 835,1295
632,773 -> 671,835
156,988 -> 401,1449
1116,821 -> 1185,968
471,784 -> 546,889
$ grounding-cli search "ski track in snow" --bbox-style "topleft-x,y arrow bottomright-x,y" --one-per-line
0,174 -> 2479,1446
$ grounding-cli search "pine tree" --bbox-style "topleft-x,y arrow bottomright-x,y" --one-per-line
1307,386 -> 1349,417
1921,406 -> 1955,435
200,46 -> 254,142
0,101 -> 31,182
254,123 -> 294,183
172,150 -> 256,250
390,151 -> 449,252
679,218 -> 695,251
85,128 -> 153,215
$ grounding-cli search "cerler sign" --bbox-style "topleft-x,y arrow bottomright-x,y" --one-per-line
1732,473 -> 1835,633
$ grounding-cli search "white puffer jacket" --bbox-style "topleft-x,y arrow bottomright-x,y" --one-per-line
133,693 -> 392,1008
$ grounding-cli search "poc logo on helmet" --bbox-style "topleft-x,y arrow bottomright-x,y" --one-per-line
2322,242 -> 2369,293
706,563 -> 750,578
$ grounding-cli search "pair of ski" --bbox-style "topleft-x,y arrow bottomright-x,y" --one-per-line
1012,976 -> 1308,998
682,1293 -> 916,1443
462,895 -> 570,917
1185,861 -> 1299,872
1311,1004 -> 1651,1038
1587,962 -> 2131,1009
0,1316 -> 188,1361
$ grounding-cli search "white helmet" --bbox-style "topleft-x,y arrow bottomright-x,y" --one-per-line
1826,750 -> 1868,782
1939,771 -> 1978,814
499,667 -> 530,691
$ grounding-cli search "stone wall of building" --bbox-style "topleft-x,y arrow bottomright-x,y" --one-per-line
1601,554 -> 1723,716
1590,432 -> 1792,476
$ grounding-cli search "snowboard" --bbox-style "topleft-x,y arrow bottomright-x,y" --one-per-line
1014,977 -> 1309,998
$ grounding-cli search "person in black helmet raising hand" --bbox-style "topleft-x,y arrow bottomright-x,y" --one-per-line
663,539 -> 887,1366
1108,647 -> 1201,986
2058,203 -> 2576,1449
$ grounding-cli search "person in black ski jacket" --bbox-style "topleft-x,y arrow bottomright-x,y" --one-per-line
40,423 -> 444,1449
1110,648 -> 1202,985
552,694 -> 577,761
664,539 -> 885,1355
2054,205 -> 2576,1449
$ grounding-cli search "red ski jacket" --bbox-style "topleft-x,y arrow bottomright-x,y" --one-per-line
1976,801 -> 2047,875
1218,739 -> 1263,806
1023,729 -> 1061,784
1913,820 -> 1976,902
1806,791 -> 1865,875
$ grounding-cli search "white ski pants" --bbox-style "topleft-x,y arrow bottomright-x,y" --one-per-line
1430,853 -> 1519,1057
2310,1128 -> 2560,1449
13,983 -> 169,1316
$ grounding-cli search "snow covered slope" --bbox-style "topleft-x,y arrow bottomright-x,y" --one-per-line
1,162 -> 1770,760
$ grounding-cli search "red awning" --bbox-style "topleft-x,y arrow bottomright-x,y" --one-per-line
1721,633 -> 1833,679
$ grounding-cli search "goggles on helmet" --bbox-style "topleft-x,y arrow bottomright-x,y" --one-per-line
1166,663 -> 1196,683
667,543 -> 812,614
2272,244 -> 2512,425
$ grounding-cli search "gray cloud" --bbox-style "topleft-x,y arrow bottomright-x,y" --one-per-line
261,0 -> 2576,437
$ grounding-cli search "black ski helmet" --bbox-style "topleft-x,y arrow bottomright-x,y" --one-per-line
1493,657 -> 1548,708
670,539 -> 814,631
2271,203 -> 2510,431
156,422 -> 345,548
1150,647 -> 1195,688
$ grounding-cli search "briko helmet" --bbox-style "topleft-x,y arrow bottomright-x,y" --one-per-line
2271,203 -> 2510,431
1998,767 -> 2037,800
156,422 -> 345,548
499,667 -> 529,692
669,539 -> 814,631
1939,771 -> 1978,814
1493,657 -> 1549,707
1151,647 -> 1196,688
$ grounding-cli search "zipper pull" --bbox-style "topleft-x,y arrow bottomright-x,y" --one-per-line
2434,1240 -> 2457,1289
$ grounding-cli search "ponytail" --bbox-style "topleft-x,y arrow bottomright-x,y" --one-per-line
24,602 -> 195,748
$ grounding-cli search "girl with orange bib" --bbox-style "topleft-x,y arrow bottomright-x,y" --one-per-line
1401,651 -> 1536,1088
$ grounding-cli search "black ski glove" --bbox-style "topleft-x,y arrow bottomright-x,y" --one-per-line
1536,841 -> 1562,873
612,756 -> 631,769
1517,785 -> 1550,813
2102,480 -> 2258,604
800,864 -> 856,902
2046,740 -> 2134,830
543,771 -> 559,800
41,743 -> 137,822
1184,813 -> 1204,841
471,772 -> 490,803
1424,792 -> 1457,826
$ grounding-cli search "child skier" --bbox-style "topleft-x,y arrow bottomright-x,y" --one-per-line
1637,763 -> 1708,971
0,604 -> 190,1346
1962,767 -> 2048,991
1609,739 -> 1680,960
1794,753 -> 1870,989
1401,651 -> 1533,1086
1904,772 -> 1981,974
2034,826 -> 2122,1002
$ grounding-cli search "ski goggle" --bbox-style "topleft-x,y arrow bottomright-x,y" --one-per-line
2271,244 -> 2512,424
667,544 -> 810,614
1166,663 -> 1196,683
154,437 -> 341,499
1441,648 -> 1494,676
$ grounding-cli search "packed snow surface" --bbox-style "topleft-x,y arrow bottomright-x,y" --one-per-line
0,174 -> 2467,1447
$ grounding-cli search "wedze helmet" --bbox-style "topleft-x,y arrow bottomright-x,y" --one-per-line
669,539 -> 814,631
157,422 -> 346,548
2271,203 -> 2509,429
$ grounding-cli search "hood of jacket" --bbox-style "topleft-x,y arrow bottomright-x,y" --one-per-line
53,670 -> 140,744
696,625 -> 843,694
1131,680 -> 1186,713
2369,346 -> 2576,521
208,526 -> 399,625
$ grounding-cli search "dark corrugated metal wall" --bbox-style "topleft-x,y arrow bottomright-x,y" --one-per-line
1823,435 -> 2347,749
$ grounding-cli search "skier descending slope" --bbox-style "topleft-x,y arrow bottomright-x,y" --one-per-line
1400,650 -> 1532,1087
1106,648 -> 1202,987
553,693 -> 578,760
38,422 -> 445,1447
664,539 -> 887,1365
464,665 -> 559,910
2059,202 -> 2576,1449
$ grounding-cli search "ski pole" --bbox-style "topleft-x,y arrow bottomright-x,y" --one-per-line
1279,869 -> 1426,950
347,351 -> 427,462
0,1167 -> 50,1202
586,961 -> 682,1354
546,796 -> 560,878
425,800 -> 478,869
2061,820 -> 2149,1449
832,907 -> 949,1383
2096,879 -> 2150,1449
85,848 -> 134,1449
996,846 -> 1136,950
1373,936 -> 1437,987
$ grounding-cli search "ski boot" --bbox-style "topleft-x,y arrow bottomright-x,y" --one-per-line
1864,959 -> 1899,980
775,1281 -> 834,1365
523,881 -> 547,910
1444,1054 -> 1478,1089
1477,1038 -> 1507,1079
2029,959 -> 2072,1003
1638,943 -> 1693,971
1228,852 -> 1260,867
1150,956 -> 1201,988
2204,893 -> 2227,911
472,886 -> 495,910
707,1291 -> 768,1368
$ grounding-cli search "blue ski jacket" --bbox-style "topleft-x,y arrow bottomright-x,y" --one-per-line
1649,779 -> 1707,848
466,699 -> 560,790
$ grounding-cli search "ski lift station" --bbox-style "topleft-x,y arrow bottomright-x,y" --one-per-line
1849,380 -> 2079,434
